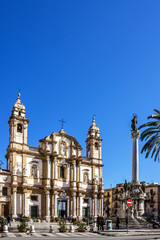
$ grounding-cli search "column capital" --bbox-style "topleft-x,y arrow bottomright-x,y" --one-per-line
93,194 -> 97,198
131,130 -> 140,139
12,187 -> 17,192
72,192 -> 76,197
44,190 -> 50,195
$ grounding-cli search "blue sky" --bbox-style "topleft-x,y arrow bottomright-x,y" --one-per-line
1,0 -> 160,188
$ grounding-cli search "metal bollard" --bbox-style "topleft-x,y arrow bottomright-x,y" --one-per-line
30,225 -> 35,233
49,225 -> 54,233
70,224 -> 74,233
89,225 -> 93,232
3,225 -> 8,233
93,222 -> 97,232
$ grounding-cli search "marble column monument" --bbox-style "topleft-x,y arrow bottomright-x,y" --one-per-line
131,114 -> 140,184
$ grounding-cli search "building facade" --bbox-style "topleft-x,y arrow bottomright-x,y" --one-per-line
4,94 -> 104,220
145,183 -> 160,218
104,184 -> 124,218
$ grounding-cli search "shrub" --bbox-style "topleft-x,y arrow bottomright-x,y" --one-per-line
55,217 -> 60,222
0,217 -> 7,228
59,219 -> 68,231
77,221 -> 86,230
17,217 -> 28,232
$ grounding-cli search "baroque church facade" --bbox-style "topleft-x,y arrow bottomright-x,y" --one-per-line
3,94 -> 104,220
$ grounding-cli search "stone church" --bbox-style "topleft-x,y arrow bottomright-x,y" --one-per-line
3,94 -> 104,220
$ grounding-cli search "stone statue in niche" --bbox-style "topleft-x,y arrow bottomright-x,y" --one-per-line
13,166 -> 17,175
84,173 -> 88,183
61,141 -> 66,156
94,174 -> 98,184
23,166 -> 27,176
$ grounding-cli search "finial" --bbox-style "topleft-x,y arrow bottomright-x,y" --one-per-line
18,89 -> 20,97
92,114 -> 96,125
17,89 -> 21,103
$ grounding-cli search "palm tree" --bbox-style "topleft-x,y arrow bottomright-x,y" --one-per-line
139,109 -> 160,162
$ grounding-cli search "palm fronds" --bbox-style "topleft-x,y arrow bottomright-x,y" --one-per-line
139,109 -> 160,162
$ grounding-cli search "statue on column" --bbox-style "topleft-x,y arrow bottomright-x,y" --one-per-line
131,114 -> 138,131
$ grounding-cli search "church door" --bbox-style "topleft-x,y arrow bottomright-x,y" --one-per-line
83,207 -> 89,218
4,204 -> 9,217
31,206 -> 38,218
58,200 -> 67,218
1,204 -> 9,217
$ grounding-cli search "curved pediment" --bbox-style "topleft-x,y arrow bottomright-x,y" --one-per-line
39,130 -> 82,157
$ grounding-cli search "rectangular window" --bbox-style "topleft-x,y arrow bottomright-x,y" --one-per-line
31,195 -> 38,201
2,187 -> 7,196
83,199 -> 89,204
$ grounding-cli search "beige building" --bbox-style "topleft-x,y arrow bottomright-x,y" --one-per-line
104,184 -> 124,218
4,94 -> 104,220
145,183 -> 160,217
0,169 -> 11,217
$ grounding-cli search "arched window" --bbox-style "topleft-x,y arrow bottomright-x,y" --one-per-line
95,142 -> 99,150
60,166 -> 64,178
32,165 -> 37,178
17,123 -> 22,133
18,111 -> 21,116
83,172 -> 88,183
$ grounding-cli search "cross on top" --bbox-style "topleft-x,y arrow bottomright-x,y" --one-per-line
59,118 -> 66,129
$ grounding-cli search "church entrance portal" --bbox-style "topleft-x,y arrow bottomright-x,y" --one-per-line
58,200 -> 67,218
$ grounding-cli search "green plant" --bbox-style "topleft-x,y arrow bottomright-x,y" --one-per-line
59,219 -> 68,231
51,217 -> 55,222
77,221 -> 86,230
17,217 -> 28,232
55,217 -> 60,222
0,217 -> 7,228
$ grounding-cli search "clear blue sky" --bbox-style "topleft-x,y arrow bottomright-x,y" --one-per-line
1,0 -> 160,188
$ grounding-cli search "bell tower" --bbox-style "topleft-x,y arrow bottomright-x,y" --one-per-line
7,93 -> 29,172
86,116 -> 102,160
8,93 -> 29,146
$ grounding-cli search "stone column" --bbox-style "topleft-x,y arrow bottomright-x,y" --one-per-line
94,196 -> 97,217
24,191 -> 27,217
67,198 -> 69,218
131,130 -> 140,184
46,157 -> 51,179
89,198 -> 91,216
54,194 -> 58,217
54,158 -> 57,180
13,189 -> 17,218
79,164 -> 82,182
79,195 -> 82,217
101,197 -> 103,216
67,164 -> 70,181
73,162 -> 76,182
72,195 -> 76,218
46,192 -> 50,221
